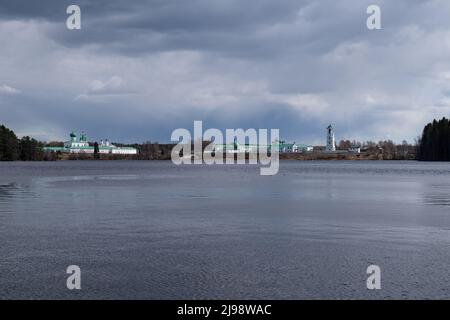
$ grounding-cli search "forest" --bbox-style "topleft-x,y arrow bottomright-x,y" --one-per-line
1,120 -> 449,161
0,124 -> 48,161
417,117 -> 450,161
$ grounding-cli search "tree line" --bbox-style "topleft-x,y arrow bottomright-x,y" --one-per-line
337,139 -> 417,160
417,117 -> 450,161
1,120 -> 450,161
0,124 -> 51,161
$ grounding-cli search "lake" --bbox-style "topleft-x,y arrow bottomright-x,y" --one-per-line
1,160 -> 450,299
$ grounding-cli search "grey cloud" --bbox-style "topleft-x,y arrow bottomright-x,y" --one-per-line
1,0 -> 450,144
0,84 -> 20,94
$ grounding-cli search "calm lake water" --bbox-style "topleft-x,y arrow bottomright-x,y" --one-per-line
1,160 -> 450,299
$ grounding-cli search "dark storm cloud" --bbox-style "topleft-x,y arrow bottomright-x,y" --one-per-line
1,0 -> 363,58
0,0 -> 305,27
0,0 -> 129,20
42,0 -> 312,58
1,0 -> 450,143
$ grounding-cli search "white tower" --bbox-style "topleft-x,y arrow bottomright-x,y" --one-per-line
326,124 -> 336,152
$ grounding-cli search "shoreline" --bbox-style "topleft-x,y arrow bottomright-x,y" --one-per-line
0,155 -> 419,162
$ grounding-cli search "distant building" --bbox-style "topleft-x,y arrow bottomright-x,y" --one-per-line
212,140 -> 313,153
326,125 -> 336,152
277,142 -> 313,153
278,142 -> 298,153
212,141 -> 259,154
298,144 -> 314,152
62,131 -> 92,153
348,146 -> 361,154
44,131 -> 137,155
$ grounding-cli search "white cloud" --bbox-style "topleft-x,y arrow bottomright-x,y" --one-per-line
277,93 -> 329,117
0,84 -> 20,94
75,76 -> 134,102
89,76 -> 123,94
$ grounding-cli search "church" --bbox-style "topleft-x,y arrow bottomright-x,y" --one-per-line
44,131 -> 137,155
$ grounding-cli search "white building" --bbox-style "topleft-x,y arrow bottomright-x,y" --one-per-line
326,125 -> 336,152
44,132 -> 137,155
64,131 -> 89,149
348,146 -> 361,154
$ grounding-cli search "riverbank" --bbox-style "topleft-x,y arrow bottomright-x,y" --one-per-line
279,151 -> 413,160
1,151 -> 417,161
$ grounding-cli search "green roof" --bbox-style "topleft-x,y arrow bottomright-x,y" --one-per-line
43,147 -> 65,151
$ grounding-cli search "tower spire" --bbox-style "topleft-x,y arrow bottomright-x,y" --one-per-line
326,124 -> 336,152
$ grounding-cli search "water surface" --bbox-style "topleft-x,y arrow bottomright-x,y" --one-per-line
1,160 -> 450,299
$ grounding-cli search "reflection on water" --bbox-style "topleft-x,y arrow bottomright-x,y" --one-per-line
0,182 -> 34,201
424,195 -> 450,207
1,160 -> 450,299
422,183 -> 450,207
0,183 -> 17,199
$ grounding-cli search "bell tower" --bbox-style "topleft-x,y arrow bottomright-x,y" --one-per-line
326,125 -> 336,152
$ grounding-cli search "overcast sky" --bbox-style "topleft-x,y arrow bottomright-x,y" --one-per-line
1,0 -> 450,144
